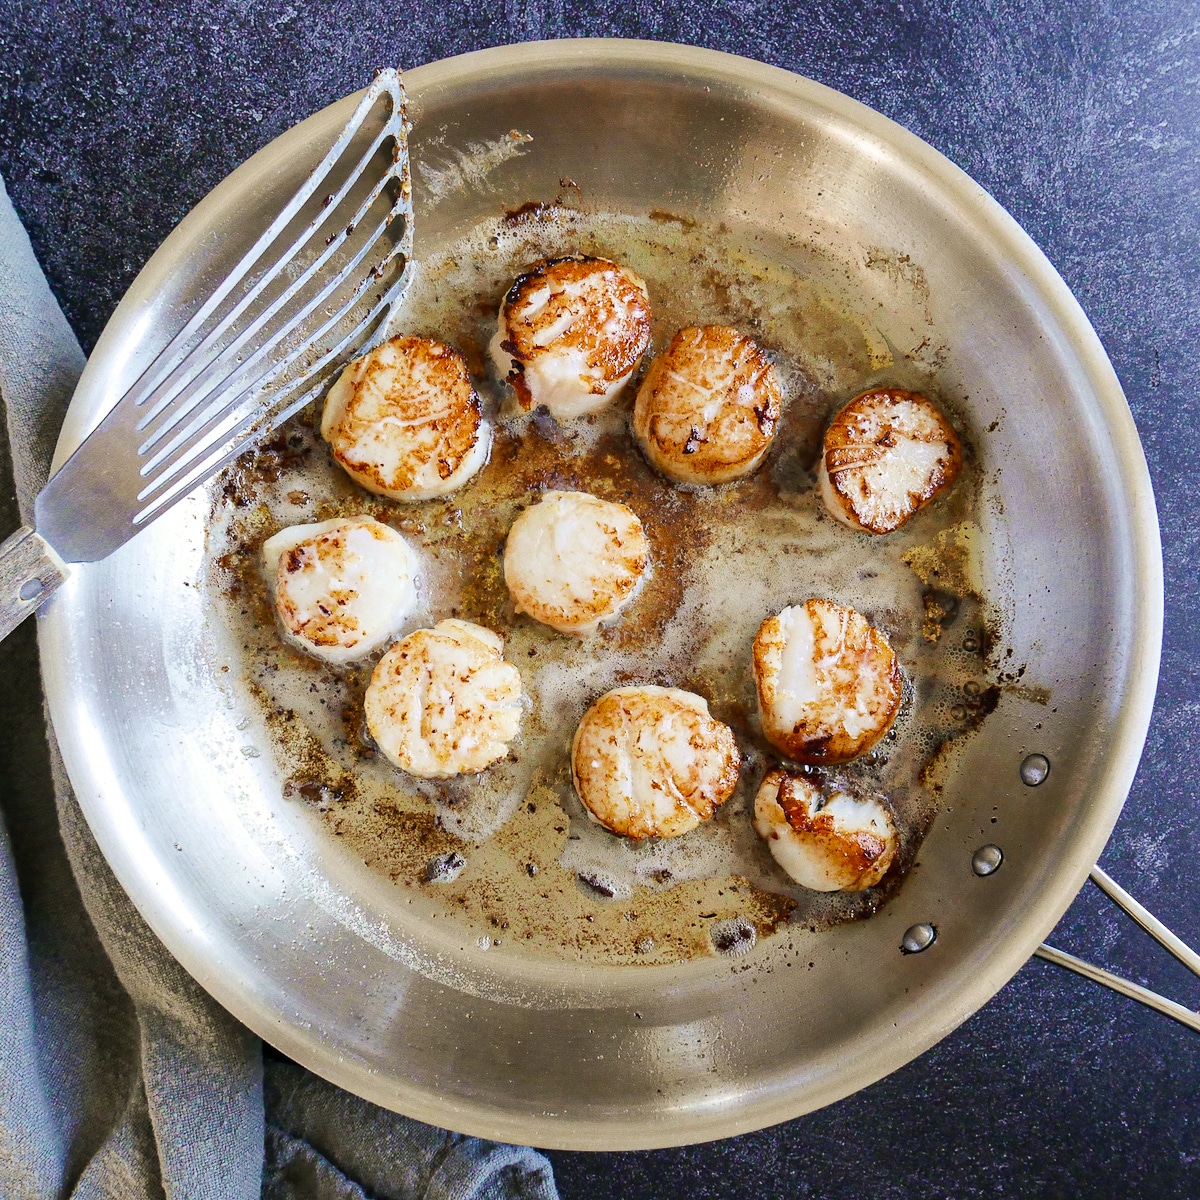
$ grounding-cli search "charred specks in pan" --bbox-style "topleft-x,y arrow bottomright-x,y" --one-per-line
502,200 -> 559,227
500,200 -> 587,234
920,587 -> 961,643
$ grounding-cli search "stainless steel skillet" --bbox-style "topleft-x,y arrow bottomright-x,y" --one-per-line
39,40 -> 1162,1149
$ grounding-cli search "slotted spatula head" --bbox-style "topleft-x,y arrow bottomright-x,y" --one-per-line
39,68 -> 413,565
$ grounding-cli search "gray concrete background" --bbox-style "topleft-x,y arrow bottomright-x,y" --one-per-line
1,2 -> 1197,1195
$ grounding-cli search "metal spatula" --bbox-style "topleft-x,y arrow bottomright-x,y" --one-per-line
0,69 -> 413,642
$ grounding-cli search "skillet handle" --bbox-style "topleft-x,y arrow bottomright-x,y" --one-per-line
0,525 -> 67,642
1037,866 -> 1200,1034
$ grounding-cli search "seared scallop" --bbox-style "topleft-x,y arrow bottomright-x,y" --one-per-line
503,491 -> 650,635
818,388 -> 961,533
632,325 -> 783,485
489,256 -> 651,419
365,619 -> 524,779
753,768 -> 898,891
321,335 -> 490,501
752,599 -> 902,765
262,516 -> 417,665
571,686 -> 741,840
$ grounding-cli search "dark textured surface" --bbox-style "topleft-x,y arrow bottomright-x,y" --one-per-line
2,1 -> 1198,1196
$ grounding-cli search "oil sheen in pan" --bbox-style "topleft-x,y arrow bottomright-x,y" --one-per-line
207,206 -> 999,967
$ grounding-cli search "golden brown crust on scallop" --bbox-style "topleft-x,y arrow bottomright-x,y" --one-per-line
499,256 -> 651,407
275,526 -> 374,647
632,325 -> 782,485
322,336 -> 483,498
502,491 -> 649,634
752,599 -> 902,765
264,516 -> 417,665
769,770 -> 893,889
821,387 -> 962,534
365,620 -> 523,779
571,686 -> 741,840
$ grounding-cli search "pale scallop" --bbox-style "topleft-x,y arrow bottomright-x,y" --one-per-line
632,325 -> 783,485
571,686 -> 741,840
262,516 -> 417,665
503,491 -> 650,635
818,387 -> 962,533
752,599 -> 902,765
489,256 -> 651,419
321,335 -> 491,501
365,619 -> 524,779
753,768 -> 898,892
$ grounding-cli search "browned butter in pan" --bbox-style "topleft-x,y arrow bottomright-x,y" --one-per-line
208,207 -> 998,966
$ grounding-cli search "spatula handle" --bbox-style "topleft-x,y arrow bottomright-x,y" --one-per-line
0,526 -> 67,642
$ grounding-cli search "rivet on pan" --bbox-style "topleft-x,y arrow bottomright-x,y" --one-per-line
18,577 -> 43,602
972,845 -> 1003,876
1020,753 -> 1050,787
901,923 -> 937,954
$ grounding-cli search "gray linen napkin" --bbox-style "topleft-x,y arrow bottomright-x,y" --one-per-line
0,174 -> 559,1200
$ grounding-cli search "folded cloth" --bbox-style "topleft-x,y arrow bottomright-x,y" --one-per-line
0,175 -> 559,1200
